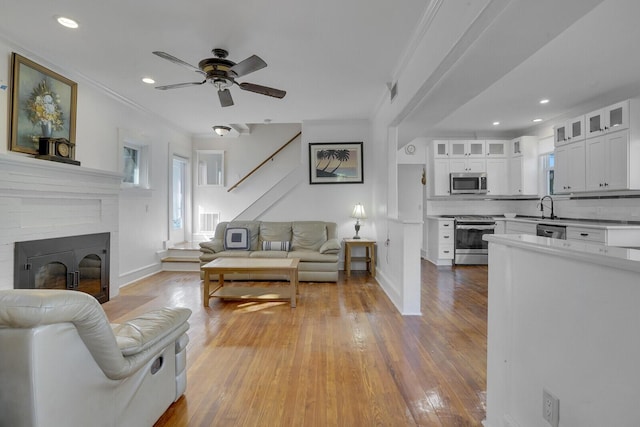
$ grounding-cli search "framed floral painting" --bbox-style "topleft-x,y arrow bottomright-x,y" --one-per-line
309,142 -> 363,184
9,53 -> 77,154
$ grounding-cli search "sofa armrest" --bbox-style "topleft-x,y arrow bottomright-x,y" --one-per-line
319,238 -> 341,254
112,307 -> 192,356
200,240 -> 223,254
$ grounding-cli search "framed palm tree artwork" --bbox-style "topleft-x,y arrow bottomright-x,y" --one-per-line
309,142 -> 363,184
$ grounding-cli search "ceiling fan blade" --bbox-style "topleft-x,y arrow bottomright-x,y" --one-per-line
152,51 -> 205,75
155,81 -> 207,90
238,82 -> 286,99
230,55 -> 267,78
218,89 -> 234,107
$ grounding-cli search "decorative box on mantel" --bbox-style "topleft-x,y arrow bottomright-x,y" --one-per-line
0,153 -> 121,295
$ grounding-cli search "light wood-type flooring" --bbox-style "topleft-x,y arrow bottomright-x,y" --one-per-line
102,260 -> 488,426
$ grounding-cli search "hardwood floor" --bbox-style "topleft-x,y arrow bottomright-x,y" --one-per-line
102,261 -> 488,426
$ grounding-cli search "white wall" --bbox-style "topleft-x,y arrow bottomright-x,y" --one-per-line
486,239 -> 640,427
0,40 -> 192,289
192,123 -> 302,223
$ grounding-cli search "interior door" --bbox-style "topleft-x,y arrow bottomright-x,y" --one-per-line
170,156 -> 188,245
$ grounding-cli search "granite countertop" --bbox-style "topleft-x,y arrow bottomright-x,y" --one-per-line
496,215 -> 640,229
485,233 -> 640,273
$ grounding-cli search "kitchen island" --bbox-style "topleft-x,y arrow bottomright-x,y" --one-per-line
484,234 -> 640,427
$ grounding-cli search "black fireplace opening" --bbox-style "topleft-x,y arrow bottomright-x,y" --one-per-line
14,233 -> 110,303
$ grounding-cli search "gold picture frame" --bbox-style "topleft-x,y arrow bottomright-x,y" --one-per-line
9,53 -> 77,154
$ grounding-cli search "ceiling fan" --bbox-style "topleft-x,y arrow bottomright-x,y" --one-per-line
152,48 -> 286,107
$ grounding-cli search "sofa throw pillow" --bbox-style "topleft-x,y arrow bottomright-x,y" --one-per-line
224,227 -> 251,250
262,241 -> 291,251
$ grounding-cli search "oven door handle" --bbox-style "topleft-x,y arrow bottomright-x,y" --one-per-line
456,224 -> 496,230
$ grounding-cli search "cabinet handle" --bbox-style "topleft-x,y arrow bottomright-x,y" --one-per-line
599,183 -> 603,187
580,233 -> 589,237
443,250 -> 450,254
604,182 -> 609,187
443,224 -> 450,227
443,235 -> 450,239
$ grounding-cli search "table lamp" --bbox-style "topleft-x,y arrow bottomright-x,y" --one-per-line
351,203 -> 366,239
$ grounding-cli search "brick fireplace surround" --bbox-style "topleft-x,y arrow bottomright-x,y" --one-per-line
0,154 -> 121,298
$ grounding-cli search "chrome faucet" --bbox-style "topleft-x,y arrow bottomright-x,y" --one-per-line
539,195 -> 555,219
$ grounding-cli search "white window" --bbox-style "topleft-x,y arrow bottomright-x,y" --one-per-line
119,129 -> 150,189
197,150 -> 224,186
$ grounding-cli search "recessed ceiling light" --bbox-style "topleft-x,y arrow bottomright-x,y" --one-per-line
540,99 -> 550,104
492,121 -> 500,126
57,16 -> 79,29
142,77 -> 155,84
532,118 -> 543,123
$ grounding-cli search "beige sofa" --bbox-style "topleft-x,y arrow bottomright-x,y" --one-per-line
199,221 -> 339,282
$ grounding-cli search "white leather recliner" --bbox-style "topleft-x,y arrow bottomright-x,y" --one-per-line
0,289 -> 191,427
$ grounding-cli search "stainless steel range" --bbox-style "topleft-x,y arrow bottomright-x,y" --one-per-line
454,215 -> 496,265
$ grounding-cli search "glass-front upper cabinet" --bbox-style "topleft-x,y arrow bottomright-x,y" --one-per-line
449,140 -> 485,158
197,150 -> 225,186
485,140 -> 508,157
586,100 -> 629,138
433,140 -> 449,158
555,116 -> 585,146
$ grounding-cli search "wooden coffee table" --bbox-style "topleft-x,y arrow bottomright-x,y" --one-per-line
201,258 -> 300,307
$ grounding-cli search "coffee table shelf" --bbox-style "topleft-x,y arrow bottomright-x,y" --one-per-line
201,258 -> 300,307
212,286 -> 292,301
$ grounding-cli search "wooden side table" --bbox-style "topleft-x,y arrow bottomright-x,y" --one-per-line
343,238 -> 376,277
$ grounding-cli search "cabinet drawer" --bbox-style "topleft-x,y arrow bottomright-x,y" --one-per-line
438,244 -> 454,259
439,221 -> 454,231
567,227 -> 605,243
439,230 -> 454,243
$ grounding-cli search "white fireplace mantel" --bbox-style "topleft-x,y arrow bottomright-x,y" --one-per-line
0,153 -> 121,296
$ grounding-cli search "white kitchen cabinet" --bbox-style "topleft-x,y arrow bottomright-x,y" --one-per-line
486,158 -> 509,195
554,115 -> 585,146
585,129 -> 629,191
485,140 -> 508,157
565,225 -> 640,246
508,136 -> 538,195
433,140 -> 449,158
432,158 -> 451,196
426,217 -> 454,265
509,157 -> 523,194
449,140 -> 485,158
505,221 -> 536,235
554,140 -> 586,193
449,158 -> 486,173
586,100 -> 629,139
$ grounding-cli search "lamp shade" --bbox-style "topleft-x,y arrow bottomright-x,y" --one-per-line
213,126 -> 231,136
351,203 -> 367,219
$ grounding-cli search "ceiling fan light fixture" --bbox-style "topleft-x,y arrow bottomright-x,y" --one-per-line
213,126 -> 231,137
213,78 -> 233,91
57,16 -> 79,29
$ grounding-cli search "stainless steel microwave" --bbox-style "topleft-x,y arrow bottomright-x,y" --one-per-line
450,172 -> 487,194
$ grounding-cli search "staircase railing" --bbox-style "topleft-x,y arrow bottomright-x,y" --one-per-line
227,131 -> 302,192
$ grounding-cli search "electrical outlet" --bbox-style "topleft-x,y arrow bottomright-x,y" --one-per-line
543,389 -> 559,427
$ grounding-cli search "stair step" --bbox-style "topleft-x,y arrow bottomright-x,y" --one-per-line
161,256 -> 200,263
